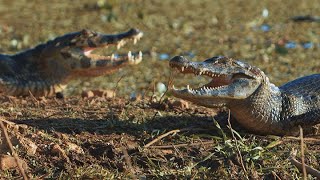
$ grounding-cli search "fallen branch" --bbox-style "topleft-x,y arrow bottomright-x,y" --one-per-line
144,129 -> 182,148
147,140 -> 215,149
289,149 -> 320,178
283,136 -> 320,142
288,127 -> 320,178
144,128 -> 207,148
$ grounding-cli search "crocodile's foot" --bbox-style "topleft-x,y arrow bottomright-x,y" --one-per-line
0,28 -> 143,97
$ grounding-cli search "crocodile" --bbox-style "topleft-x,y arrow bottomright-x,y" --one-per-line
0,28 -> 143,97
169,56 -> 320,135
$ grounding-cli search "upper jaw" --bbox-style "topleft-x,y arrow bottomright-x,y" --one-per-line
81,28 -> 143,63
98,28 -> 143,49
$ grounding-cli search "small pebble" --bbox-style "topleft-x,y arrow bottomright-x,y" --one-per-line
51,144 -> 70,162
156,82 -> 167,94
285,41 -> 297,49
81,90 -> 94,98
171,100 -> 189,109
301,42 -> 313,49
65,142 -> 84,154
262,8 -> 269,18
0,155 -> 29,171
159,53 -> 170,60
260,24 -> 271,32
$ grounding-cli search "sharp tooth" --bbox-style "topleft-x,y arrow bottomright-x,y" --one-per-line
187,85 -> 190,90
139,51 -> 143,57
199,71 -> 202,75
172,85 -> 176,90
117,42 -> 121,49
181,67 -> 185,72
133,38 -> 137,44
128,51 -> 132,60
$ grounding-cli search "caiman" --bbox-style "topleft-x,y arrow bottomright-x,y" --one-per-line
0,28 -> 143,97
169,56 -> 320,135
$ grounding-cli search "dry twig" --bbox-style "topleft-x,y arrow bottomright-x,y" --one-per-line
283,136 -> 320,142
121,146 -> 136,179
299,126 -> 307,179
0,119 -> 28,180
227,110 -> 248,179
288,126 -> 320,179
144,128 -> 207,148
112,74 -> 125,98
147,140 -> 215,149
144,129 -> 182,148
289,149 -> 320,178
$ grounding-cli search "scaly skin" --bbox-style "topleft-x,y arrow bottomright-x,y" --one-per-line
0,28 -> 143,97
169,56 -> 320,135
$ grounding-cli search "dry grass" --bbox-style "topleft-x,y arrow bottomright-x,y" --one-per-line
0,0 -> 319,179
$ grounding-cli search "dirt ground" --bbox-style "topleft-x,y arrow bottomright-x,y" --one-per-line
0,0 -> 319,179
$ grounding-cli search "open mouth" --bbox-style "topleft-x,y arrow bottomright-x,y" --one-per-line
83,29 -> 143,63
169,56 -> 256,96
170,63 -> 233,93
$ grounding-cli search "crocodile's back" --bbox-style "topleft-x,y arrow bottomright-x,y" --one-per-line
279,74 -> 320,128
280,74 -> 320,95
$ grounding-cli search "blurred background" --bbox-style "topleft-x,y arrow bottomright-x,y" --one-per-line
0,0 -> 319,97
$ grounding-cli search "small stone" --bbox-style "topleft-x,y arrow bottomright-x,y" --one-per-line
18,124 -> 29,134
89,89 -> 116,98
171,100 -> 189,109
81,90 -> 94,98
18,137 -> 38,156
51,144 -> 70,162
156,82 -> 167,94
262,8 -> 269,18
103,90 -> 116,98
129,92 -> 142,101
91,89 -> 104,97
0,155 -> 29,171
65,142 -> 84,154
159,53 -> 170,60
